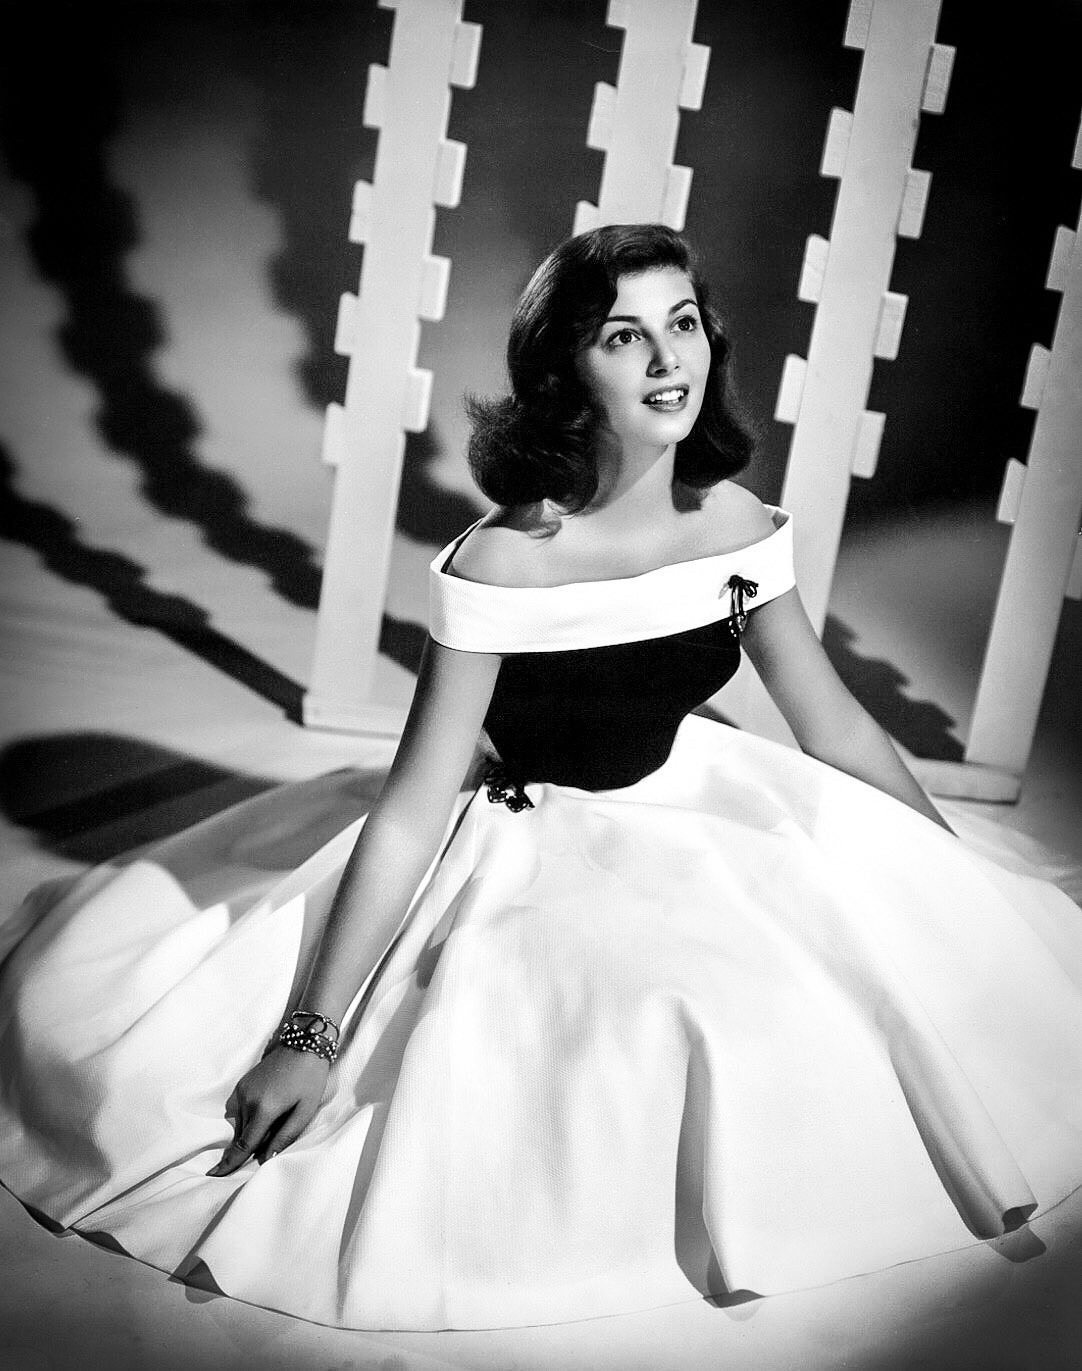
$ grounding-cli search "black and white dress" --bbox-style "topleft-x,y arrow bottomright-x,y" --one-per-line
1,507 -> 1081,1331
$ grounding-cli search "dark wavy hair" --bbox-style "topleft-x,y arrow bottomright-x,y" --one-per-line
466,223 -> 755,513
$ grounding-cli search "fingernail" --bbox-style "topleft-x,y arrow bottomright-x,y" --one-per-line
206,1164 -> 224,1176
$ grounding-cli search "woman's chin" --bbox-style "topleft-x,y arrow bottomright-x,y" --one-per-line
603,403 -> 702,456
641,409 -> 698,444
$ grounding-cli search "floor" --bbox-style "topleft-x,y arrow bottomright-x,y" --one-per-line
2,1182 -> 1081,1371
2,19 -> 1081,1370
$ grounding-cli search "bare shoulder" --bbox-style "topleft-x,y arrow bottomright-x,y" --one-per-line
699,480 -> 777,551
445,504 -> 560,588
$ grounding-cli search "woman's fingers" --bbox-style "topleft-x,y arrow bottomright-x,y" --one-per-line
209,1054 -> 330,1175
256,1105 -> 301,1164
208,1109 -> 269,1176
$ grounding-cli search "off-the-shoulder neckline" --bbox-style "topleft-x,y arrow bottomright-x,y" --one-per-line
435,506 -> 789,594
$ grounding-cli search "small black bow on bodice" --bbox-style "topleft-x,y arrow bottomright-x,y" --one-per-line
726,574 -> 759,638
484,762 -> 534,813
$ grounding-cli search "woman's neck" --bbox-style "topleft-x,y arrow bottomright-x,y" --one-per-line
585,439 -> 677,528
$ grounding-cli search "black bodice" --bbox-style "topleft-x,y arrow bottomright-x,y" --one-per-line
430,508 -> 795,799
483,618 -> 741,791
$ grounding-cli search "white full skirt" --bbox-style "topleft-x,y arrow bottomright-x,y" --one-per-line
1,715 -> 1081,1330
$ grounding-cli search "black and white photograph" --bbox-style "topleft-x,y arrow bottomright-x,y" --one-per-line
1,2 -> 1080,1368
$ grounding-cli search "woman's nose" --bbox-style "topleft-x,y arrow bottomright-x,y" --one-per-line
647,338 -> 678,376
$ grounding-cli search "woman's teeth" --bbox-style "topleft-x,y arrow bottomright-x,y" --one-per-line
645,388 -> 686,406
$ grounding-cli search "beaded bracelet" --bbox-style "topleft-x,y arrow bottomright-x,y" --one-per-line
291,1008 -> 340,1040
270,1008 -> 340,1064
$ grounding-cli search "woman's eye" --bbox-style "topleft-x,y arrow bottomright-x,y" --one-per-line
673,314 -> 699,333
605,328 -> 638,349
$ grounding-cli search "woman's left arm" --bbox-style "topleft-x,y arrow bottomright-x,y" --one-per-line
741,587 -> 953,832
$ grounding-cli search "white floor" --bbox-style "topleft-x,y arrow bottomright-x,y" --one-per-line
2,1179 -> 1081,1371
2,45 -> 1081,1371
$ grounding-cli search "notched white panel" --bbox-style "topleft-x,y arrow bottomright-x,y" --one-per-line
1046,225 -> 1076,293
897,168 -> 931,239
348,181 -> 374,245
419,255 -> 451,322
775,355 -> 807,425
1020,344 -> 1051,411
798,234 -> 829,304
321,402 -> 346,468
873,292 -> 908,361
843,0 -> 873,50
450,20 -> 482,89
334,293 -> 359,357
921,44 -> 955,114
996,457 -> 1026,525
662,165 -> 693,232
680,44 -> 710,112
820,109 -> 853,179
586,82 -> 617,152
851,410 -> 885,478
434,139 -> 467,209
606,0 -> 629,30
363,63 -> 389,130
402,367 -> 434,434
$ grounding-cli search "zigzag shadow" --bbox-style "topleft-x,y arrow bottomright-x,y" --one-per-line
0,442 -> 306,721
822,615 -> 964,762
0,12 -> 429,692
0,733 -> 280,863
238,1 -> 387,416
0,10 -> 323,614
0,730 -> 390,872
242,4 -> 483,552
703,615 -> 963,764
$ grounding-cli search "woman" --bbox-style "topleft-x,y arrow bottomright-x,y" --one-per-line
1,224 -> 1080,1331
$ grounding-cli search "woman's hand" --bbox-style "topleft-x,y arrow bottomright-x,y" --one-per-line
208,1046 -> 330,1176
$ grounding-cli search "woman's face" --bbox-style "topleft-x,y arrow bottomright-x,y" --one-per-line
575,266 -> 711,458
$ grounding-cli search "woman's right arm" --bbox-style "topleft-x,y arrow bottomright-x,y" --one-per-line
296,635 -> 501,1024
209,635 -> 501,1174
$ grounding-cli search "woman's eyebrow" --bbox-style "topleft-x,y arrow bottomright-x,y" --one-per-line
602,298 -> 699,324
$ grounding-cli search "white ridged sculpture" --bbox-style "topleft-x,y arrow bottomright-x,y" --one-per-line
929,112 -> 1082,800
574,0 -> 709,233
304,0 -> 481,733
719,0 -> 954,748
775,0 -> 953,630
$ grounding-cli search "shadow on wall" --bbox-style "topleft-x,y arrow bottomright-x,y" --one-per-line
0,8 -> 324,614
822,616 -> 964,761
239,0 -> 389,415
0,442 -> 308,721
396,429 -> 481,546
0,734 -> 280,863
0,432 -> 431,704
240,0 -> 492,551
0,734 -> 391,879
705,613 -> 964,763
10,2 -> 1068,737
0,9 -> 438,698
240,0 -> 623,552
